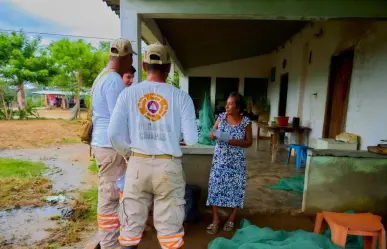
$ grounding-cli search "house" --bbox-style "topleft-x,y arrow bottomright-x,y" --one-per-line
32,90 -> 89,108
103,0 -> 387,150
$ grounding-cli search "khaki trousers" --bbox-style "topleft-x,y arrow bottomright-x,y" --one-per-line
92,146 -> 127,249
119,156 -> 186,249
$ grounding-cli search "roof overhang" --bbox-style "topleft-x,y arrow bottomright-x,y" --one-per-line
103,0 -> 387,70
154,19 -> 308,68
103,0 -> 387,20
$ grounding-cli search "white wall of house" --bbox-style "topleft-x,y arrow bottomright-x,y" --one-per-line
268,21 -> 387,149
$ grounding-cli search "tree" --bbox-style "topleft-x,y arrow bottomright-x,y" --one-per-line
99,41 -> 110,53
140,53 -> 180,88
49,39 -> 108,119
0,32 -> 57,109
0,79 -> 12,119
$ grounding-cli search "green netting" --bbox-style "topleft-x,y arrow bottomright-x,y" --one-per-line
267,175 -> 305,194
208,219 -> 343,249
198,92 -> 216,146
209,212 -> 386,249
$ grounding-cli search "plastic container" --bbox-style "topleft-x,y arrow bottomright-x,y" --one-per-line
277,116 -> 289,126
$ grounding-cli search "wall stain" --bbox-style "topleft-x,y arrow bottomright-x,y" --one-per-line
304,155 -> 387,215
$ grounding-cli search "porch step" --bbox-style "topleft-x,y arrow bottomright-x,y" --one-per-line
84,234 -> 100,249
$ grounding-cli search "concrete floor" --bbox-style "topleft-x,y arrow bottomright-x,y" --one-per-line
243,143 -> 305,214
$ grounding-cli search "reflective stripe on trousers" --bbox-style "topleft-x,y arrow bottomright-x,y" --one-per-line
92,146 -> 127,249
158,233 -> 185,249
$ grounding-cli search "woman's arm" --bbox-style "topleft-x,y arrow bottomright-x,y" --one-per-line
209,118 -> 221,140
228,123 -> 253,148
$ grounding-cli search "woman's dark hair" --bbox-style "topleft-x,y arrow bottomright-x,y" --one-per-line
228,92 -> 246,114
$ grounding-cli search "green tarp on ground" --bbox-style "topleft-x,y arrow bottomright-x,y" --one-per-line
209,214 -> 386,249
267,175 -> 305,194
208,219 -> 343,249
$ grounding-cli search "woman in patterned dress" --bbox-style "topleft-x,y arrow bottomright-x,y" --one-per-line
206,92 -> 253,234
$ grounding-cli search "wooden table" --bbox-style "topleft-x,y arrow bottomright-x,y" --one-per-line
255,121 -> 311,163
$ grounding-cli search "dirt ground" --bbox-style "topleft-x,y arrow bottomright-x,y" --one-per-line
0,119 -> 82,150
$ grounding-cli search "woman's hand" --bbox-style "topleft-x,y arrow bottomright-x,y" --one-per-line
209,118 -> 221,140
228,139 -> 240,146
209,131 -> 216,140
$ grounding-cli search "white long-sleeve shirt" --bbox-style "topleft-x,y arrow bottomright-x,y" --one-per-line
91,71 -> 126,148
108,81 -> 198,158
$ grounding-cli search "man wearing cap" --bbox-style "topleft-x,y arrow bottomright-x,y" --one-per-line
108,43 -> 198,249
91,38 -> 136,249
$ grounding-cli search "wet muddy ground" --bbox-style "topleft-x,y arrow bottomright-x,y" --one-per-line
0,144 -> 97,248
0,207 -> 61,245
0,144 -> 97,192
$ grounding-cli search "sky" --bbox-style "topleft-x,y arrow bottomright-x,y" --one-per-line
0,0 -> 121,47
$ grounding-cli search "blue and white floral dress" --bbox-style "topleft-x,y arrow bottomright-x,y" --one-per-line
206,113 -> 251,208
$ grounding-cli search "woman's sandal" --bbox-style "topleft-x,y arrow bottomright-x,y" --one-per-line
223,221 -> 235,232
206,223 -> 220,234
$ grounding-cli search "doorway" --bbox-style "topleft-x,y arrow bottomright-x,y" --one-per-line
278,73 -> 289,144
188,77 -> 211,115
215,77 -> 239,114
323,49 -> 354,138
278,73 -> 289,116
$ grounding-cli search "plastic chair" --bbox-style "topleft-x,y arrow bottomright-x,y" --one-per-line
287,144 -> 309,169
314,211 -> 386,249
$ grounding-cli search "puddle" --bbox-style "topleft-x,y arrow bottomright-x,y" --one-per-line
0,207 -> 61,245
0,144 -> 97,192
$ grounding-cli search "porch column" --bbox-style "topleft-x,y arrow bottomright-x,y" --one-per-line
210,77 -> 216,110
120,0 -> 142,84
179,72 -> 189,93
238,77 -> 245,95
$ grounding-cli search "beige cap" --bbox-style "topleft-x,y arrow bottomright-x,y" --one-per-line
143,43 -> 171,65
110,38 -> 137,57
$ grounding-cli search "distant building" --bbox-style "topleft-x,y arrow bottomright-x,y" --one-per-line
32,90 -> 89,109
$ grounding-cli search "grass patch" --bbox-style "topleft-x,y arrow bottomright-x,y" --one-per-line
0,157 -> 47,178
58,137 -> 81,144
0,158 -> 52,209
43,137 -> 81,145
0,177 -> 52,209
88,159 -> 98,173
38,187 -> 98,248
79,187 -> 98,221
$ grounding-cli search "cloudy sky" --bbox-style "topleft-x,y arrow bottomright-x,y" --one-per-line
0,0 -> 121,47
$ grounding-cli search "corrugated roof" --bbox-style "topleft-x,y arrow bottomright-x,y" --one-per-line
103,0 -> 120,16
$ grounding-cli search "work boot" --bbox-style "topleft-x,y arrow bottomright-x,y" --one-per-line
121,246 -> 138,249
